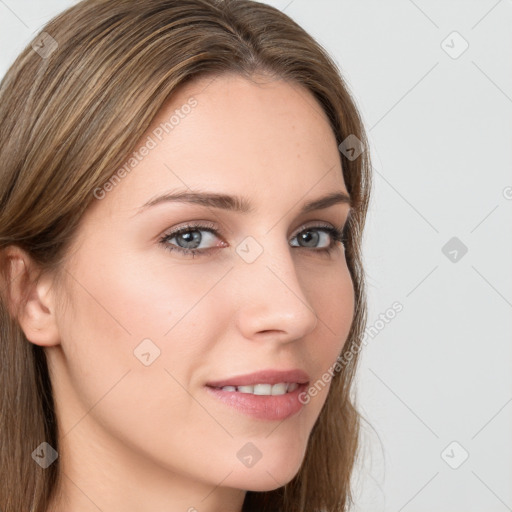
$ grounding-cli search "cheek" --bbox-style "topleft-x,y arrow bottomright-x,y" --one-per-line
58,249 -> 229,402
305,260 -> 354,352
296,261 -> 354,406
56,252 -> 230,457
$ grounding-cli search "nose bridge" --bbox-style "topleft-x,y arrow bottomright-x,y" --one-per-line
233,233 -> 318,340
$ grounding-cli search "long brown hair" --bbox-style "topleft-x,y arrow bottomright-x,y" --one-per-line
0,1 -> 372,510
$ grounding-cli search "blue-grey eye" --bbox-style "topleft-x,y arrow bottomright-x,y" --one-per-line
166,228 -> 218,250
291,228 -> 334,249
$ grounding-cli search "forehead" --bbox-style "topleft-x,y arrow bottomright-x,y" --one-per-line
99,73 -> 347,217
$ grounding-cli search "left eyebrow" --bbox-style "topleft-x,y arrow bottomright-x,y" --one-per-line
134,189 -> 352,216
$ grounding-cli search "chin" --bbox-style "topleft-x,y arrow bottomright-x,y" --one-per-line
230,460 -> 303,492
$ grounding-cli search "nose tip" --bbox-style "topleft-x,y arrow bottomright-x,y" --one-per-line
233,256 -> 319,343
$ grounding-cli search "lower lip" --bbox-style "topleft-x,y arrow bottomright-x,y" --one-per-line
204,383 -> 308,421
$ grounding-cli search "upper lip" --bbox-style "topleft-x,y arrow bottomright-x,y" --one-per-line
206,369 -> 310,388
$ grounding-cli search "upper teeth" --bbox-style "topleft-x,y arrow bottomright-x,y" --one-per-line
219,382 -> 299,396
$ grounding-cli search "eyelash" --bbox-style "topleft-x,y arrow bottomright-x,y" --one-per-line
158,221 -> 347,258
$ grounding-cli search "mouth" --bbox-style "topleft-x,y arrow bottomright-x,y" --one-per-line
205,368 -> 310,391
204,381 -> 309,421
205,381 -> 302,396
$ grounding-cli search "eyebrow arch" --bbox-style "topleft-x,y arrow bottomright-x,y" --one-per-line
135,189 -> 352,216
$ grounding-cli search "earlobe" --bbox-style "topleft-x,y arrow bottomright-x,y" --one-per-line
3,247 -> 61,347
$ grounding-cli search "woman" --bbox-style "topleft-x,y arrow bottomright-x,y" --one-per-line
0,0 -> 372,510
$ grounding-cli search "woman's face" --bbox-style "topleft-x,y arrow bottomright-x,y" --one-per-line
47,73 -> 355,508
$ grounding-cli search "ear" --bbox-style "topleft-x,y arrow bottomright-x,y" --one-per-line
3,246 -> 60,347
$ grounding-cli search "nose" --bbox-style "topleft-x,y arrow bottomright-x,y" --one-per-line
233,237 -> 319,344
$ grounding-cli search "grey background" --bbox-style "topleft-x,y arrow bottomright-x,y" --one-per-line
1,1 -> 511,511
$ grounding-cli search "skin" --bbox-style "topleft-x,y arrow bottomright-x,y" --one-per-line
10,72 -> 354,512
